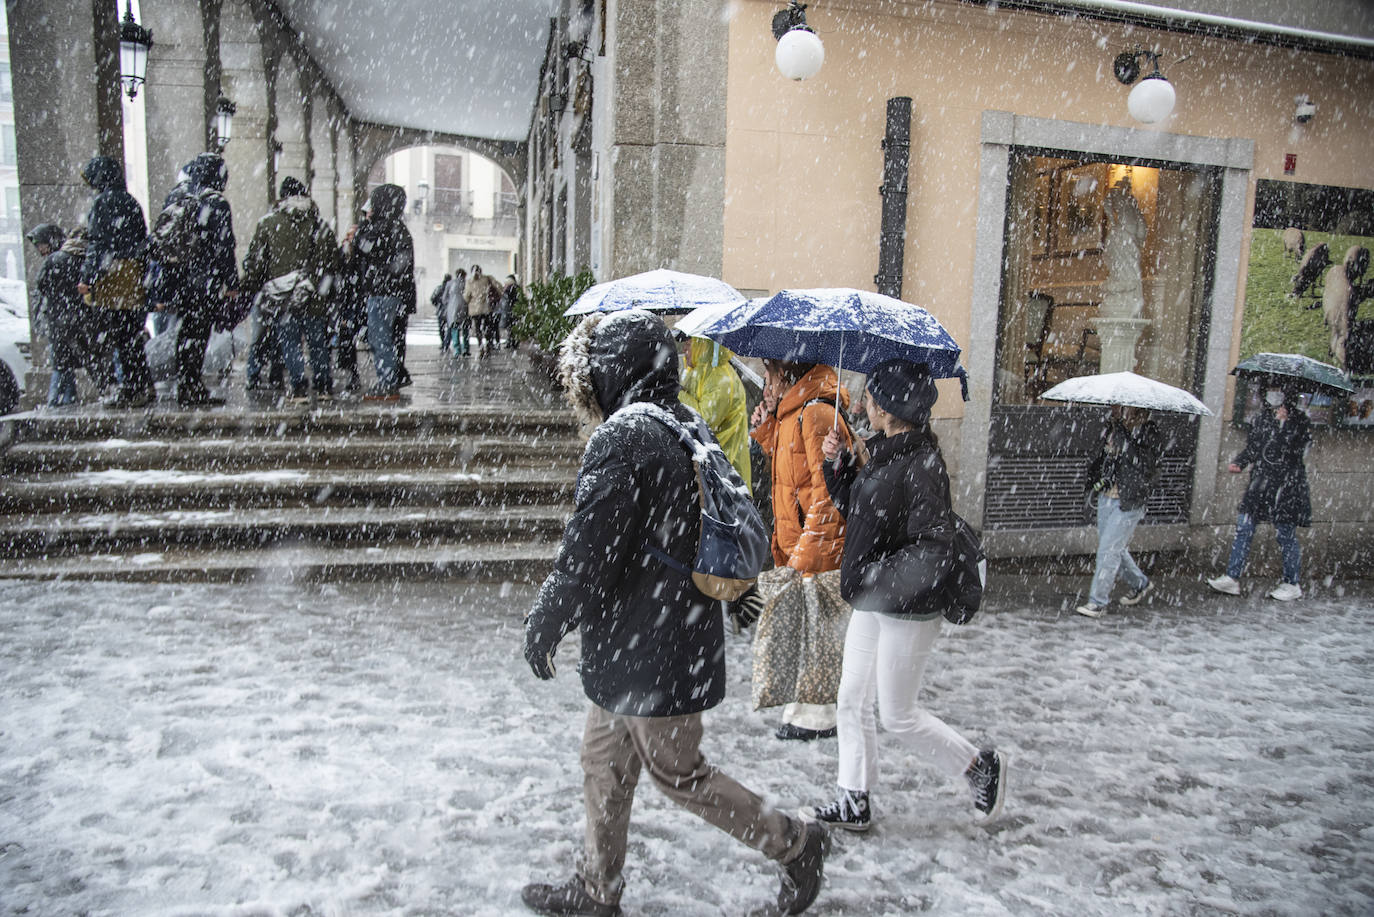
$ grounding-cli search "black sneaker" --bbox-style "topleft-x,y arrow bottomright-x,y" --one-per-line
520,876 -> 621,916
776,820 -> 829,915
967,748 -> 1007,820
1119,580 -> 1154,606
806,789 -> 870,832
775,724 -> 837,742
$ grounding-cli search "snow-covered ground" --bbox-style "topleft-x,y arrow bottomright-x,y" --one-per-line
0,577 -> 1370,916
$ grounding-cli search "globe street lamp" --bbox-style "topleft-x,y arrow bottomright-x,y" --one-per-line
772,1 -> 824,81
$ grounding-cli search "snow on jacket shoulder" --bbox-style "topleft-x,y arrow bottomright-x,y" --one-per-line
823,430 -> 954,619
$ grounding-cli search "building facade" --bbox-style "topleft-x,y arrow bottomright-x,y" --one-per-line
527,0 -> 1374,571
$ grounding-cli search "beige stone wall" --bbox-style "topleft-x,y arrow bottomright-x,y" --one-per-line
725,0 -> 1374,420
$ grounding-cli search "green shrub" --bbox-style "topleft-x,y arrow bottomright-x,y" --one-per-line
515,269 -> 597,353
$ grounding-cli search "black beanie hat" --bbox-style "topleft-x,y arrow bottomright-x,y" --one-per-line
279,176 -> 307,199
866,359 -> 938,426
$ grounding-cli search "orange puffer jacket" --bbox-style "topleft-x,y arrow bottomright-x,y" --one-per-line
750,364 -> 852,574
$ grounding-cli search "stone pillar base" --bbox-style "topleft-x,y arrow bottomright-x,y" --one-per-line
1092,317 -> 1151,375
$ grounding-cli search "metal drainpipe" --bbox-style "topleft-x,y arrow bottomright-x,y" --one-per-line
875,97 -> 911,299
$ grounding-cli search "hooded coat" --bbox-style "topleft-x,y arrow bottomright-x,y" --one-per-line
823,430 -> 955,620
464,268 -> 499,317
1235,403 -> 1313,527
241,194 -> 341,317
524,310 -> 726,718
33,228 -> 88,373
80,156 -> 147,288
180,153 -> 238,298
750,364 -> 851,573
680,337 -> 751,492
349,183 -> 415,311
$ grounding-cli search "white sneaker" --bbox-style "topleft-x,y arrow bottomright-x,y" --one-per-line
1268,582 -> 1302,601
1075,601 -> 1107,618
1207,574 -> 1241,596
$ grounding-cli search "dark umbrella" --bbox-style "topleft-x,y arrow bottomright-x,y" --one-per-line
1231,352 -> 1353,395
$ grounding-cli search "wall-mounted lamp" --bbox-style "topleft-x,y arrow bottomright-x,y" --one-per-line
772,1 -> 823,81
1294,94 -> 1317,124
270,139 -> 283,174
118,1 -> 153,100
1113,49 -> 1175,124
213,93 -> 236,149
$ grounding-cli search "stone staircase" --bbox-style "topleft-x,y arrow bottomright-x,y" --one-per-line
0,402 -> 582,581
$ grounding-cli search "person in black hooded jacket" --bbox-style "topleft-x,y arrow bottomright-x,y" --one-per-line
76,155 -> 152,407
28,223 -> 85,405
344,183 -> 414,399
803,359 -> 1006,834
521,309 -> 828,917
166,153 -> 238,407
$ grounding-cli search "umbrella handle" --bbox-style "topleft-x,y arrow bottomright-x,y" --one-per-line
835,332 -> 844,430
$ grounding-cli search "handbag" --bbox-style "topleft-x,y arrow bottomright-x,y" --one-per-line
751,567 -> 851,710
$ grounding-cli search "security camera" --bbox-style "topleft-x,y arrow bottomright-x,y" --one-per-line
1295,95 -> 1317,123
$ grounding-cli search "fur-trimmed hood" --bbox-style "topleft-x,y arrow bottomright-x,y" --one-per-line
558,309 -> 680,427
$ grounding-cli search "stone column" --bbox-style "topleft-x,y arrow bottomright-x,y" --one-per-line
143,1 -> 210,203
601,0 -> 727,278
9,0 -> 124,394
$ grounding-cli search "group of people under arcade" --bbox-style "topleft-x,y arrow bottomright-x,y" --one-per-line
429,263 -> 521,358
519,308 -> 1317,916
28,154 -> 524,409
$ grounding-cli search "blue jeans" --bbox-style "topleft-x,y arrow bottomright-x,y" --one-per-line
47,369 -> 78,406
1226,513 -> 1301,585
1090,495 -> 1148,605
366,295 -> 401,391
277,312 -> 333,395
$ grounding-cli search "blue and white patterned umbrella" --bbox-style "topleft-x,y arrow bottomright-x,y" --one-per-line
564,268 -> 746,317
693,288 -> 968,398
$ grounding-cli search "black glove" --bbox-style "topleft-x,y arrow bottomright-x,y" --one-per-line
728,585 -> 765,634
524,622 -> 558,680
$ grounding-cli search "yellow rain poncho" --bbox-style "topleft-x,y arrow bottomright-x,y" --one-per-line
680,337 -> 751,493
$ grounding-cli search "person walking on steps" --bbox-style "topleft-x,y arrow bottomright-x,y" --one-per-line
241,177 -> 342,403
1207,385 -> 1312,601
1075,405 -> 1162,618
803,360 -> 1007,833
464,264 -> 500,357
431,272 -> 451,352
521,309 -> 829,917
76,155 -> 153,408
344,184 -> 413,400
444,267 -> 468,356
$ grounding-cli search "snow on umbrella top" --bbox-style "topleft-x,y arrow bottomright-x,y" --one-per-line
672,299 -> 764,340
1040,372 -> 1213,415
564,269 -> 746,317
1231,352 -> 1354,394
694,288 -> 968,396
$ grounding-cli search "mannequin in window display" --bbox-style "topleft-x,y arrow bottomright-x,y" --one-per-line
1094,177 -> 1150,373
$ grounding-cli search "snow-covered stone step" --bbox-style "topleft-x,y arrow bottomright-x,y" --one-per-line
0,505 -> 571,556
8,404 -> 579,443
0,540 -> 561,582
0,467 -> 576,514
3,434 -> 584,474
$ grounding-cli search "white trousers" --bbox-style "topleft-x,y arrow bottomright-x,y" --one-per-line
836,610 -> 979,793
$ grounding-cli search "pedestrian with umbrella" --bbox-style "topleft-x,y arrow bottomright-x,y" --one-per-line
1205,354 -> 1346,601
695,287 -> 970,742
801,358 -> 1007,832
1038,372 -> 1211,618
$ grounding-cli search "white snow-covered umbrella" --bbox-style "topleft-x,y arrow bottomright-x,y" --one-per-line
563,269 -> 745,317
672,298 -> 763,339
1040,371 -> 1213,415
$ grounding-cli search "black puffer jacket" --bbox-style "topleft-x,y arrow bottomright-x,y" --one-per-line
1091,418 -> 1162,512
182,153 -> 239,297
1235,406 -> 1312,527
524,310 -> 725,717
348,183 -> 416,311
80,156 -> 147,285
823,430 -> 954,620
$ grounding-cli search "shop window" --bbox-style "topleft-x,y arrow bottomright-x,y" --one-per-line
984,151 -> 1221,531
995,153 -> 1219,405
